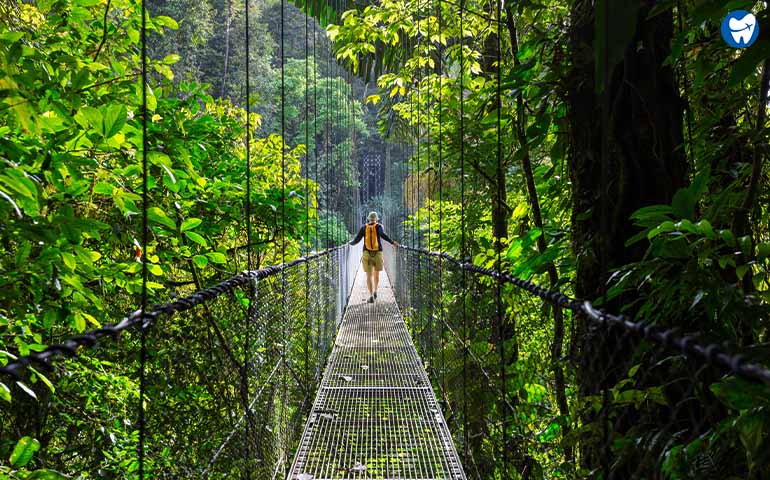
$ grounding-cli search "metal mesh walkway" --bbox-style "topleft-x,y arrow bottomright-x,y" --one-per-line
288,267 -> 467,480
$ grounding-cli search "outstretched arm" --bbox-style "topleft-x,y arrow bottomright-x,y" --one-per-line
378,226 -> 400,247
349,226 -> 364,245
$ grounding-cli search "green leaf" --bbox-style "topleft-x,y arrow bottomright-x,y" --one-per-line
153,15 -> 179,29
737,235 -> 752,255
73,312 -> 86,332
671,188 -> 695,219
74,106 -> 102,130
206,252 -> 227,264
711,377 -> 770,410
184,231 -> 208,247
16,381 -> 36,400
26,470 -> 69,480
102,104 -> 127,138
180,218 -> 202,232
147,207 -> 176,230
690,290 -> 704,310
0,382 -> 10,402
93,182 -> 114,195
695,219 -> 715,239
192,255 -> 209,268
10,436 -> 40,467
162,54 -> 181,65
160,164 -> 176,185
29,367 -> 55,394
737,412 -> 764,469
647,221 -> 675,240
0,32 -> 25,43
0,172 -> 38,201
153,64 -> 174,81
60,251 -> 76,271
758,243 -> 770,261
720,229 -> 737,247
148,151 -> 171,167
737,264 -> 750,280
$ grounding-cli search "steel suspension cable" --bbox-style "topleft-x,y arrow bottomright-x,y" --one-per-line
600,1 -> 611,475
313,27 -> 319,252
138,0 -> 149,474
416,37 -> 421,253
326,28 -> 331,248
244,0 -> 254,473
303,0 -> 311,399
424,31 -> 433,376
458,0 -> 469,458
416,34 -> 423,348
437,0 -> 446,405
0,248 -> 342,377
279,0 -> 289,471
400,244 -> 770,387
332,9 -> 337,240
495,0 -> 506,472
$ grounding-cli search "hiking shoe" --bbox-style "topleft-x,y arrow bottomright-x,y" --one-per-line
367,296 -> 374,303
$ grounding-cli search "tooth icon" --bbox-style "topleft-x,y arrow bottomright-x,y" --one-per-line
729,13 -> 757,45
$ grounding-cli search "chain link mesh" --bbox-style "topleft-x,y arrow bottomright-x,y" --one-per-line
1,247 -> 356,479
386,245 -> 770,479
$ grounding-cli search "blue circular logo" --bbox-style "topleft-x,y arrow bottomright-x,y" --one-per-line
722,10 -> 759,48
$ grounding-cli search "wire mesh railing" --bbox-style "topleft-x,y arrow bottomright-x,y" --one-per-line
288,270 -> 466,480
386,244 -> 770,479
1,246 -> 356,479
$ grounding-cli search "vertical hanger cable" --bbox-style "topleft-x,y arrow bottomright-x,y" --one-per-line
138,0 -> 149,475
279,0 -> 288,469
495,0 -> 506,472
437,0 -> 446,403
459,0 -> 469,458
303,0 -> 311,399
244,0 -> 254,473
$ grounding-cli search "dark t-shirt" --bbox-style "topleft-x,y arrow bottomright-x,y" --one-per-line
350,222 -> 394,252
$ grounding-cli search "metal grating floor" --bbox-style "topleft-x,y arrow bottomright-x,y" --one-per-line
287,267 -> 467,480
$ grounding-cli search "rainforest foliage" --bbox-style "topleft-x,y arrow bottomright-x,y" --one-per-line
1,0 -> 770,478
0,0 -> 363,476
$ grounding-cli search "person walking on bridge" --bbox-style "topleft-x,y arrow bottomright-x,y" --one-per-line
349,211 -> 399,303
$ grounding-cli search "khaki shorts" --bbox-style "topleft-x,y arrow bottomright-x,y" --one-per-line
362,250 -> 384,272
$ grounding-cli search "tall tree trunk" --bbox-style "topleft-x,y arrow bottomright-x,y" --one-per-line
568,0 -> 688,473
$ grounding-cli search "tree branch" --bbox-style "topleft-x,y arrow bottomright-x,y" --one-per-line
92,0 -> 113,62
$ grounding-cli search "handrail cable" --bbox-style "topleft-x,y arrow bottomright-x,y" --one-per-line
0,247 -> 344,378
398,245 -> 770,386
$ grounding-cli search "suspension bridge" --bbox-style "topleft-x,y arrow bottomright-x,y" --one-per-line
3,240 -> 769,478
2,0 -> 770,477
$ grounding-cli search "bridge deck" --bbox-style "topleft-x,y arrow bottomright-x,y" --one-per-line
288,267 -> 466,480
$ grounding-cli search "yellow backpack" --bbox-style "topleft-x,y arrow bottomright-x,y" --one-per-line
364,223 -> 379,251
